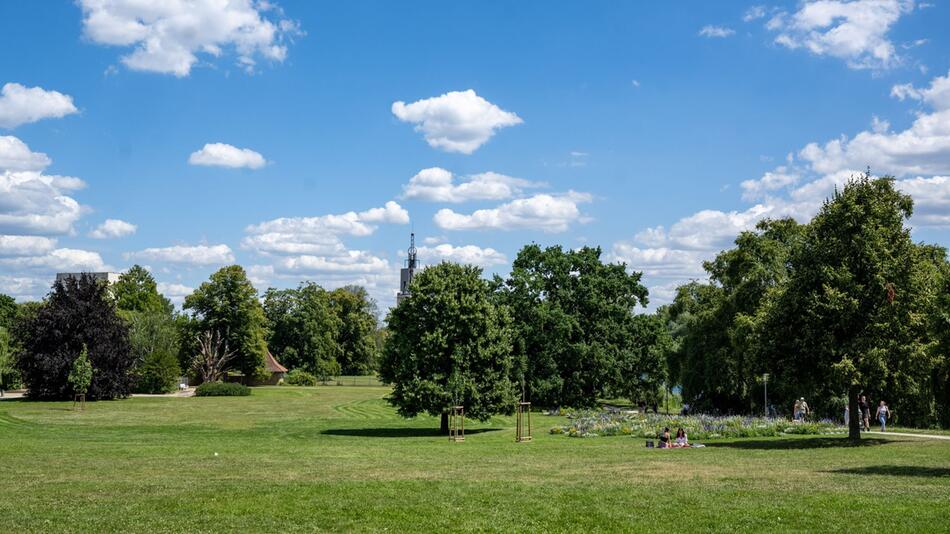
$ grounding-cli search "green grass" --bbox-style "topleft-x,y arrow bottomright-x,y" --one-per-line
1,387 -> 949,533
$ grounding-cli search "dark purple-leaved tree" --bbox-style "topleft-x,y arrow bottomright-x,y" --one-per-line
15,275 -> 135,400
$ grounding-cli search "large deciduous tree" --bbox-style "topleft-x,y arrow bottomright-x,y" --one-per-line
113,265 -> 173,315
665,219 -> 803,414
500,245 -> 649,408
184,266 -> 267,380
263,282 -> 341,375
15,275 -> 134,400
329,286 -> 379,375
380,262 -> 516,433
756,175 -> 939,439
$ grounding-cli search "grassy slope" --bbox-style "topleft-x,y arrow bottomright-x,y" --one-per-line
1,386 -> 948,533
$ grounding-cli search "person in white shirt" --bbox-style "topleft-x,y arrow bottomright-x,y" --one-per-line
876,401 -> 889,432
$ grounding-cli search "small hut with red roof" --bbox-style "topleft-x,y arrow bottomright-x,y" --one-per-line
254,350 -> 288,385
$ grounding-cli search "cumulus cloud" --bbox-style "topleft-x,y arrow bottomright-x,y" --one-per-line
392,90 -> 522,154
89,218 -> 137,239
0,137 -> 84,236
740,166 -> 800,200
0,235 -> 57,257
125,244 -> 235,265
0,248 -> 110,272
0,83 -> 78,129
765,0 -> 916,70
890,68 -> 950,109
78,0 -> 302,77
188,143 -> 266,169
242,201 -> 408,256
402,167 -> 542,203
0,135 -> 51,171
434,192 -> 592,233
416,243 -> 508,268
698,25 -> 735,38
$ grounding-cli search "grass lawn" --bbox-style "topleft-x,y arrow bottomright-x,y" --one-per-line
1,386 -> 949,533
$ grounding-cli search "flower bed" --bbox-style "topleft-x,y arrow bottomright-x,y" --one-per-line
549,410 -> 841,439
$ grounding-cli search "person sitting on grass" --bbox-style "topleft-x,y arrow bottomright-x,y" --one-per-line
673,428 -> 689,447
658,427 -> 672,448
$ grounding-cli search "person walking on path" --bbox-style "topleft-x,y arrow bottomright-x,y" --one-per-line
876,401 -> 889,432
793,398 -> 802,422
799,398 -> 810,422
859,395 -> 871,431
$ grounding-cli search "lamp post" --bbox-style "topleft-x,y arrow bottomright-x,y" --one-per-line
763,373 -> 769,418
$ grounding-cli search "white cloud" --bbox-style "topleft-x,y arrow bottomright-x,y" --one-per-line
357,201 -> 410,224
743,5 -> 768,22
0,275 -> 51,300
0,135 -> 51,171
0,235 -> 57,257
0,170 -> 83,236
402,167 -> 542,203
897,175 -> 950,226
157,281 -> 193,297
0,248 -> 110,272
391,90 -> 522,154
188,143 -> 266,169
242,201 -> 408,257
125,244 -> 235,265
609,244 -> 709,280
416,244 -> 508,268
699,25 -> 736,38
0,83 -> 78,129
78,0 -> 302,77
765,0 -> 916,70
740,166 -> 800,200
890,68 -> 950,110
89,218 -> 137,239
434,192 -> 592,233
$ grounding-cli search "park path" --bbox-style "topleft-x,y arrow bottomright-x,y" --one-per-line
865,431 -> 950,441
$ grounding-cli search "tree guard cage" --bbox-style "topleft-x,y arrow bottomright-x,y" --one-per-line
449,406 -> 465,442
516,401 -> 532,442
73,393 -> 85,411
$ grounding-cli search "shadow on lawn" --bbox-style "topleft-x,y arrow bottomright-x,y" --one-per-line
706,437 -> 891,450
828,465 -> 950,478
322,427 -> 503,438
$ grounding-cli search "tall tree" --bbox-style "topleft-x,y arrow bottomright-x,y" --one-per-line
0,293 -> 16,330
756,175 -> 937,439
500,245 -> 649,408
184,266 -> 267,380
666,219 -> 802,413
113,265 -> 172,315
329,286 -> 379,375
15,275 -> 134,400
380,262 -> 516,433
263,282 -> 340,374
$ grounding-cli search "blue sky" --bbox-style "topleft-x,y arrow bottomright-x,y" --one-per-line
1,1 -> 949,310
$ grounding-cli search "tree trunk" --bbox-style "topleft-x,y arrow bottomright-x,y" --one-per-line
848,384 -> 861,441
440,412 -> 449,435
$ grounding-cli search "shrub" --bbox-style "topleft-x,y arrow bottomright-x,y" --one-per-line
135,349 -> 181,394
194,381 -> 250,397
285,369 -> 317,386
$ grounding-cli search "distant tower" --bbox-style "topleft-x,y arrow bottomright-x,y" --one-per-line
397,233 -> 418,305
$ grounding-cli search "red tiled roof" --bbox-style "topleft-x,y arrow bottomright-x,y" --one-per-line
265,350 -> 288,373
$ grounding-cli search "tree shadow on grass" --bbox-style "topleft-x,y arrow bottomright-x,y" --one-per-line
828,465 -> 950,478
322,427 -> 503,438
705,436 -> 891,450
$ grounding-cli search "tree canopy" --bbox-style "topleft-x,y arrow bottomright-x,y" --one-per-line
263,282 -> 340,375
499,245 -> 652,408
380,262 -> 516,433
15,275 -> 134,400
113,265 -> 172,315
184,266 -> 267,380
